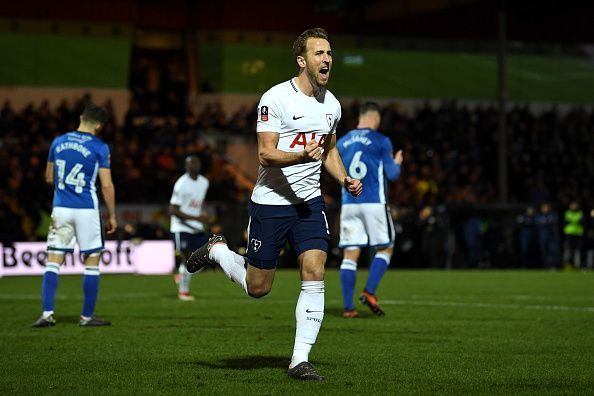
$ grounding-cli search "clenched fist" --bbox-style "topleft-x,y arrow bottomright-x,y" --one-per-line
302,139 -> 322,162
344,176 -> 362,197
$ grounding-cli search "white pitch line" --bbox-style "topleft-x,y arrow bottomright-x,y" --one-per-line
409,294 -> 594,302
2,294 -> 593,313
378,299 -> 594,313
0,293 -> 159,301
194,298 -> 594,313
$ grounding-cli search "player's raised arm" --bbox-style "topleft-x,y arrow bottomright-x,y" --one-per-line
98,168 -> 117,234
258,132 -> 321,167
322,134 -> 362,196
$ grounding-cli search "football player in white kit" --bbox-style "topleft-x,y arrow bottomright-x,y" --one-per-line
33,103 -> 117,327
169,155 -> 211,301
186,28 -> 362,380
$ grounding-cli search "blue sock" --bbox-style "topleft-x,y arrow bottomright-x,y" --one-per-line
340,259 -> 357,310
82,266 -> 100,318
42,262 -> 61,312
365,252 -> 391,295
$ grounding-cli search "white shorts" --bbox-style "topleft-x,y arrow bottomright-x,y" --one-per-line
47,207 -> 103,254
339,203 -> 395,248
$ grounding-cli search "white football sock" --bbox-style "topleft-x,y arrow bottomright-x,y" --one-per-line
178,263 -> 191,293
210,244 -> 248,293
291,280 -> 324,367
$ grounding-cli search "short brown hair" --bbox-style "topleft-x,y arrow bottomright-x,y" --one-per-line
293,28 -> 329,58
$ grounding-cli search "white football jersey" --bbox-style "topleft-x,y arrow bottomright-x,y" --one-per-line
169,173 -> 209,233
252,78 -> 342,205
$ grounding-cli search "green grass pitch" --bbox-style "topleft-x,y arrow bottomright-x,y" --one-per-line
0,270 -> 593,395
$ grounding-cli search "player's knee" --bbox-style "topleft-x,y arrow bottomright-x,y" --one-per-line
83,252 -> 101,265
247,283 -> 271,299
343,248 -> 361,262
246,275 -> 272,298
301,265 -> 325,281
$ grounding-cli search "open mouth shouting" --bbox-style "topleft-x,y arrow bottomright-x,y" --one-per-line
319,65 -> 330,83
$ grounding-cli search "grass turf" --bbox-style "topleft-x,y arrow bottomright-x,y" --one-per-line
0,270 -> 592,395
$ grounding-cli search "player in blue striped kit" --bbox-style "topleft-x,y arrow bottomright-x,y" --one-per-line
337,102 -> 403,317
32,103 -> 117,327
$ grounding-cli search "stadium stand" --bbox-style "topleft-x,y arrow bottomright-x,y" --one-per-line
1,95 -> 593,269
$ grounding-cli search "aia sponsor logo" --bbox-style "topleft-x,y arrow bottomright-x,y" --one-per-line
289,132 -> 326,149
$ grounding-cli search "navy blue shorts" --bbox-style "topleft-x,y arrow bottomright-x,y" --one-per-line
171,232 -> 209,254
247,196 -> 330,269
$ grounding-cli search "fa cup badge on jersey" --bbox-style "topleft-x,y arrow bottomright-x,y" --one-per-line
326,114 -> 333,128
250,238 -> 262,252
260,106 -> 269,122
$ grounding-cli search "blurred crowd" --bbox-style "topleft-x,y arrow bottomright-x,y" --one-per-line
0,94 -> 255,243
1,95 -> 593,269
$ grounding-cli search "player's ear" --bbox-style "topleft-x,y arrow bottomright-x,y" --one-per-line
296,55 -> 306,68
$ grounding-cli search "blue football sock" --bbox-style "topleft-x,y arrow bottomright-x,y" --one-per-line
82,266 -> 100,318
42,262 -> 61,312
340,259 -> 357,310
365,252 -> 391,295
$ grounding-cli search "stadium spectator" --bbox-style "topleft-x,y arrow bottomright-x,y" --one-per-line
517,206 -> 537,268
584,209 -> 594,270
562,201 -> 584,269
463,212 -> 483,268
536,202 -> 560,269
418,205 -> 442,268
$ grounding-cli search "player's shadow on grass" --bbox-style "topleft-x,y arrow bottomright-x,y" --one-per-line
189,356 -> 333,371
326,306 -> 373,318
58,315 -> 84,324
190,355 -> 288,370
326,307 -> 388,324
